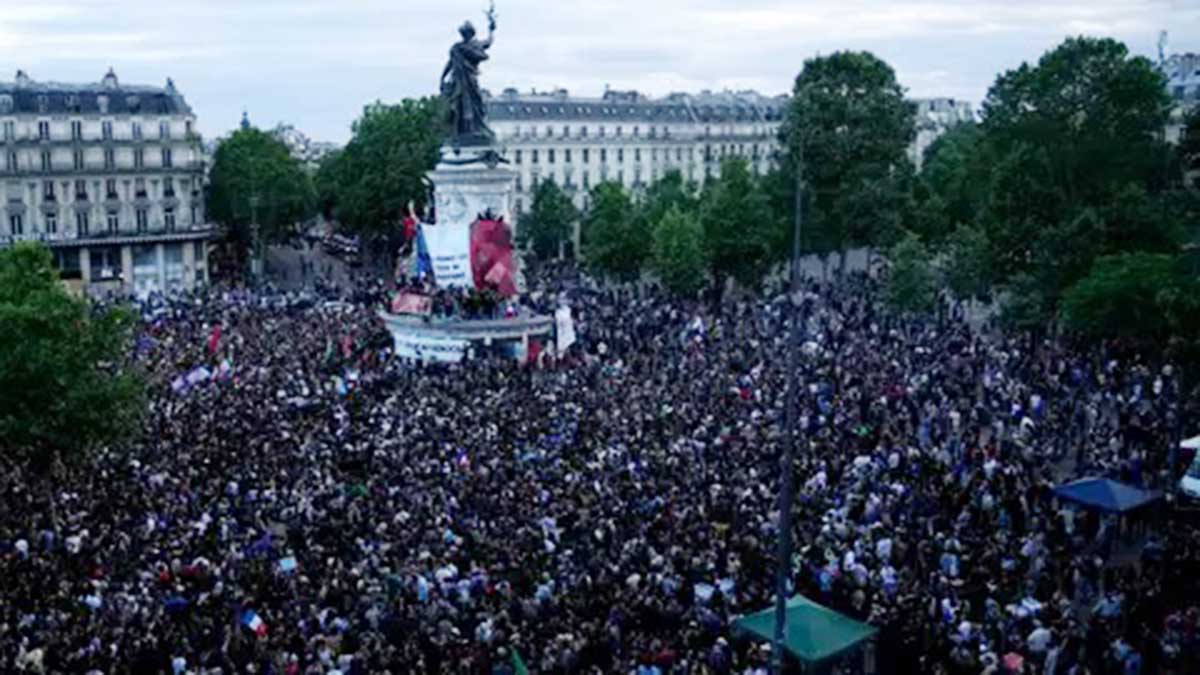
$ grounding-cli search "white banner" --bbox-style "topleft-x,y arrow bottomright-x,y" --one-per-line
390,330 -> 469,363
422,222 -> 472,288
555,305 -> 576,354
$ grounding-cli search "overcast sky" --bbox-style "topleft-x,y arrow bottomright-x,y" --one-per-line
1,0 -> 1197,143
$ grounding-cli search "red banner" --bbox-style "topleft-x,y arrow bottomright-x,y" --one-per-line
391,292 -> 432,315
471,219 -> 517,297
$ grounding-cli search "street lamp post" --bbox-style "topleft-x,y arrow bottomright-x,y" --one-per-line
772,158 -> 805,674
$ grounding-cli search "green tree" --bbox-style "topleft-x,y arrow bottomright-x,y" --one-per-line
653,205 -> 706,295
699,158 -> 774,289
939,223 -> 992,307
916,123 -> 991,242
207,126 -> 314,255
321,98 -> 443,256
580,181 -> 646,280
884,232 -> 937,315
1181,108 -> 1200,188
0,244 -> 143,466
518,180 -> 578,262
981,36 -> 1175,300
643,170 -> 699,229
1062,252 -> 1178,340
783,51 -> 916,257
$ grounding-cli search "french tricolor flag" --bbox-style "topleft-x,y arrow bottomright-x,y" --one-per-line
241,609 -> 268,638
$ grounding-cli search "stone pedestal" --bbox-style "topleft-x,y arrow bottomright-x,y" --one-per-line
428,145 -> 517,226
426,144 -> 526,290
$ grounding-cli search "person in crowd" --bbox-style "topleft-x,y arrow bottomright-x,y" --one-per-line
1,263 -> 1198,674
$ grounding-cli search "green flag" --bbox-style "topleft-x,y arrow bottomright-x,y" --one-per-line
511,649 -> 529,675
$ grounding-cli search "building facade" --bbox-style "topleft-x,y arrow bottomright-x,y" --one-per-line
270,123 -> 340,171
909,98 -> 976,169
0,69 -> 211,297
487,88 -> 788,218
1163,52 -> 1199,144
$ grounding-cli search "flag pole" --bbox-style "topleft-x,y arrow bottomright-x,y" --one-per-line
772,153 -> 804,673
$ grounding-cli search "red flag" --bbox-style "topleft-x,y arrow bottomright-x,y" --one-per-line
470,219 -> 516,297
525,339 -> 541,367
207,324 -> 221,355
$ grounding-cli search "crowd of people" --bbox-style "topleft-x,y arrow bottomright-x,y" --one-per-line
2,261 -> 1200,675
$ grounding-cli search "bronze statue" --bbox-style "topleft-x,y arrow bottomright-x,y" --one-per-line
441,3 -> 497,146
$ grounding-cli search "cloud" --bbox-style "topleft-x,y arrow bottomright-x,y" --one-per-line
1,0 -> 1195,142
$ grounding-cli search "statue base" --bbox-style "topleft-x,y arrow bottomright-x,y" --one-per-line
426,144 -> 526,291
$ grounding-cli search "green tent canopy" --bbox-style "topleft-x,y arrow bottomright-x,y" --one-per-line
733,595 -> 878,664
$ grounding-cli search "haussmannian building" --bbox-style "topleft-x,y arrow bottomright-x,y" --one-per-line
488,88 -> 975,226
487,88 -> 788,220
0,69 -> 211,296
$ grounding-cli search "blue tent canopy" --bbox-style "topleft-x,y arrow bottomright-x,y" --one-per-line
1053,477 -> 1162,514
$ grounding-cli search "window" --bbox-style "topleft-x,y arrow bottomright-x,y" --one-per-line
563,125 -> 569,138
190,205 -> 198,225
159,121 -> 170,139
515,198 -> 523,213
545,126 -> 553,138
71,120 -> 83,140
3,121 -> 14,141
134,148 -> 144,169
104,149 -> 115,170
600,148 -> 607,163
581,126 -> 588,138
514,149 -> 522,164
40,151 -> 52,172
107,211 -> 119,234
515,174 -> 523,191
101,121 -> 113,140
76,211 -> 89,236
135,178 -> 147,198
45,211 -> 57,234
531,149 -> 539,164
651,148 -> 657,162
74,180 -> 87,200
38,121 -> 50,140
617,169 -> 624,185
599,126 -> 606,138
73,149 -> 84,171
185,120 -> 193,137
633,126 -> 639,137
635,148 -> 641,162
136,208 -> 148,232
548,149 -> 555,164
616,126 -> 623,137
132,122 -> 142,140
583,171 -> 590,189
161,148 -> 173,168
43,180 -> 55,201
617,148 -> 624,163
5,152 -> 16,172
164,208 -> 175,230
163,177 -> 174,198
9,214 -> 22,235
565,149 -> 572,163
582,148 -> 589,163
105,179 -> 118,199
677,147 -> 683,162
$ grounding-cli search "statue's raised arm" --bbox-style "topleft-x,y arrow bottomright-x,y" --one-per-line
483,1 -> 497,48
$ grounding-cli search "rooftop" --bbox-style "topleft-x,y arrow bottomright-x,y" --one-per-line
487,88 -> 788,124
0,69 -> 193,116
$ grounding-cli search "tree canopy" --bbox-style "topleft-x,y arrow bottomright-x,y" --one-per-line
653,205 -> 706,296
580,181 -> 645,280
0,244 -> 143,466
783,51 -> 916,254
207,127 -> 315,253
699,158 -> 775,288
318,98 -> 443,244
518,180 -> 578,262
884,232 -> 937,315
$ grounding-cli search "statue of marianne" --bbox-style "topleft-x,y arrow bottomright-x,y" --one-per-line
440,4 -> 497,146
